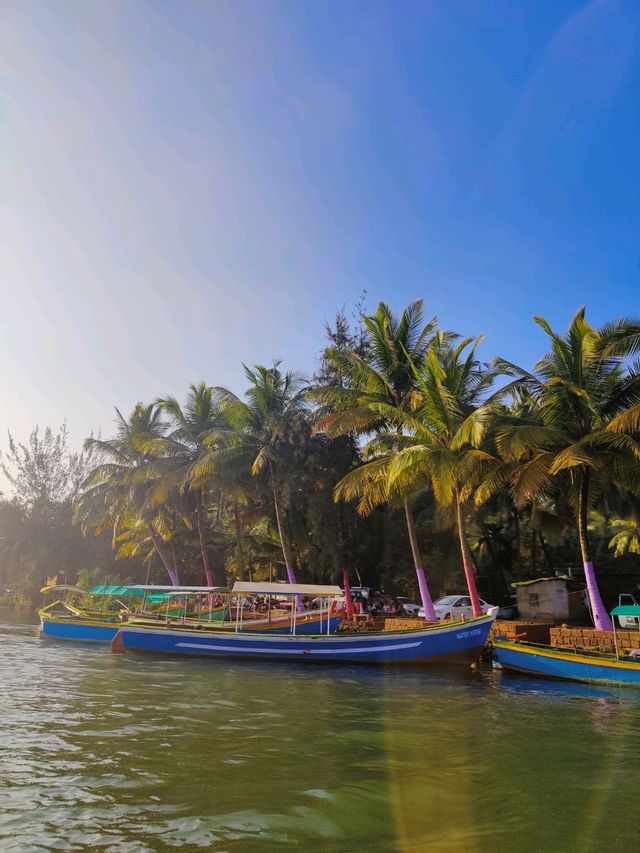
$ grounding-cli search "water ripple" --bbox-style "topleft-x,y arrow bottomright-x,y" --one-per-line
2,612 -> 640,851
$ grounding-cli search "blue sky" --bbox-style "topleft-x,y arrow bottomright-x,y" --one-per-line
1,0 -> 639,466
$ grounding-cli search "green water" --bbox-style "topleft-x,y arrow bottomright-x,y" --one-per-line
2,613 -> 640,852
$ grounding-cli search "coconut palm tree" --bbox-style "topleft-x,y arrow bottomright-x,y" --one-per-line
373,334 -> 501,617
154,383 -> 224,586
311,300 -> 440,621
189,363 -> 307,585
485,308 -> 640,630
74,403 -> 182,585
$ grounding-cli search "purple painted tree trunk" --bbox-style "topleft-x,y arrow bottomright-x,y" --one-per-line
578,469 -> 612,632
404,499 -> 437,622
583,561 -> 613,632
456,498 -> 482,617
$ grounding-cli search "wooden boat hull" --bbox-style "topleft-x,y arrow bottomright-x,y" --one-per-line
493,640 -> 640,686
113,612 -> 496,665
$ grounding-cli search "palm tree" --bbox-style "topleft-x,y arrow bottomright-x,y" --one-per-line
487,308 -> 640,630
189,363 -> 307,585
155,383 -> 224,586
74,403 -> 182,585
377,334 -> 500,617
312,300 -> 440,621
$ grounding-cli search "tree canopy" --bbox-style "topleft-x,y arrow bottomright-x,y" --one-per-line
2,302 -> 640,628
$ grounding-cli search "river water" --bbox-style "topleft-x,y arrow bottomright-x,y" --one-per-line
2,612 -> 640,853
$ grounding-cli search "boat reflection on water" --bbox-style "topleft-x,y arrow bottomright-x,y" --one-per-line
492,668 -> 640,706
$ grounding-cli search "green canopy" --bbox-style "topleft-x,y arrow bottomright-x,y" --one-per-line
88,585 -> 208,602
89,585 -> 147,597
611,605 -> 640,617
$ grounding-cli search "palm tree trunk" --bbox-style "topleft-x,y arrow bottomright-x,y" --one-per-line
233,502 -> 245,581
338,504 -> 354,618
147,525 -> 179,586
531,529 -> 537,573
539,532 -> 554,571
196,493 -> 214,587
269,464 -> 298,585
403,498 -> 437,622
342,568 -> 354,619
455,496 -> 482,617
578,468 -> 612,631
512,508 -> 521,571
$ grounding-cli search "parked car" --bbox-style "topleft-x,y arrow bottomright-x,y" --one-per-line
396,597 -> 421,616
418,594 -> 494,621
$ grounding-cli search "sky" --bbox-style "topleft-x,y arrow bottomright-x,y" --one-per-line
1,0 -> 639,475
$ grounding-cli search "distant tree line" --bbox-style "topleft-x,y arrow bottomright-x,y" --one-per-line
2,300 -> 640,629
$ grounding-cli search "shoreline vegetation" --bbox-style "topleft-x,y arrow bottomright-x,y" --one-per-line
2,301 -> 640,630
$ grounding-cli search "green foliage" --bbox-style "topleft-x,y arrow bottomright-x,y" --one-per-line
1,424 -> 89,510
4,303 -> 640,610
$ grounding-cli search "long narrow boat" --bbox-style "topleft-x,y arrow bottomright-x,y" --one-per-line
113,582 -> 498,665
38,585 -> 125,643
38,585 -> 228,644
493,604 -> 640,687
493,639 -> 640,686
39,583 -> 343,642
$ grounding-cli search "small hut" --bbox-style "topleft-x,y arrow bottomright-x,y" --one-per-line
513,576 -> 588,623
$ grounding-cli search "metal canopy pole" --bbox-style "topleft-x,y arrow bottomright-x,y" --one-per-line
613,612 -> 620,660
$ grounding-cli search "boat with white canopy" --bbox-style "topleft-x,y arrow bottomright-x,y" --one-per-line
113,582 -> 498,665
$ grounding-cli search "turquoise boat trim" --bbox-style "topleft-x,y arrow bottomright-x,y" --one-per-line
611,604 -> 640,617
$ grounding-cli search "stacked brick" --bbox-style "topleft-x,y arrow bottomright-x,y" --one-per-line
384,617 -> 424,631
550,626 -> 640,655
490,620 -> 519,641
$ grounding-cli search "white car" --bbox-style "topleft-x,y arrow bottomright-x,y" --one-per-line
418,594 -> 494,621
396,597 -> 421,616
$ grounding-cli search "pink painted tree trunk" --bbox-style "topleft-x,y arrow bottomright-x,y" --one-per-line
456,499 -> 482,617
404,499 -> 437,622
579,470 -> 612,631
342,568 -> 354,618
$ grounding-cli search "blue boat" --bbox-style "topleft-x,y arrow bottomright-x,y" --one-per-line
493,605 -> 640,687
39,582 -> 343,643
38,585 -> 123,643
493,640 -> 640,686
113,582 -> 498,665
41,616 -> 121,643
38,584 -> 225,644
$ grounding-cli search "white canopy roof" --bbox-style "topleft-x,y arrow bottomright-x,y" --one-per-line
232,581 -> 343,597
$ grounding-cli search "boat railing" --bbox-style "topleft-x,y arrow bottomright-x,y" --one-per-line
231,581 -> 344,636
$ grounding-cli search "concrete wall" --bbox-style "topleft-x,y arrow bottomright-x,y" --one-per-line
516,579 -> 569,621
